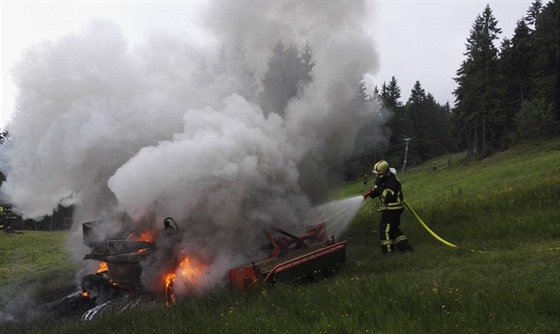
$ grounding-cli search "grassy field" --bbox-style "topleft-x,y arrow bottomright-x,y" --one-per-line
0,231 -> 79,305
1,138 -> 559,334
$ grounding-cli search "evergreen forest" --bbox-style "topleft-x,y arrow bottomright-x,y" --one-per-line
192,0 -> 559,178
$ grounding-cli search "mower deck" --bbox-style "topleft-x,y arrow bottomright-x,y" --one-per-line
228,223 -> 347,289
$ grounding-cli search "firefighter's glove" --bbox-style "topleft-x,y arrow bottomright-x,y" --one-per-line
363,187 -> 375,199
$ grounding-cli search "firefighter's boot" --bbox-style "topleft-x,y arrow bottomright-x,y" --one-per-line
395,235 -> 414,252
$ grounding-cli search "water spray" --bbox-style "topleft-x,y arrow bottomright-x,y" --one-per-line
305,195 -> 365,239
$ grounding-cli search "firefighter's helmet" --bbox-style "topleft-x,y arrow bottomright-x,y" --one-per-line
373,160 -> 390,177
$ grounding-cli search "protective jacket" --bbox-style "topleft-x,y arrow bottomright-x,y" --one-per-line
363,173 -> 404,211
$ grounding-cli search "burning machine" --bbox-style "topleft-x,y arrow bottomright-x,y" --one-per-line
80,219 -> 347,301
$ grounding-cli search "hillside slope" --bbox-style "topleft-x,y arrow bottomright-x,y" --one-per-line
4,139 -> 560,334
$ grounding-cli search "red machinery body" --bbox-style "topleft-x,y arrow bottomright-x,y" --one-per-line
228,223 -> 347,289
81,219 -> 347,298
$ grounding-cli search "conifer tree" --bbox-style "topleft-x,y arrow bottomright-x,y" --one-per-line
380,77 -> 411,164
261,39 -> 288,115
525,0 -> 544,29
260,40 -> 315,116
497,19 -> 532,144
528,0 -> 559,133
229,38 -> 258,102
453,5 -> 503,156
300,42 -> 315,87
380,76 -> 402,110
406,82 -> 455,160
406,81 -> 429,161
213,44 -> 229,78
193,56 -> 213,86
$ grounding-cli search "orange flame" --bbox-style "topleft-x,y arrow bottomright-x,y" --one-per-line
135,231 -> 154,242
164,272 -> 176,306
97,261 -> 108,273
176,256 -> 204,281
162,252 -> 207,305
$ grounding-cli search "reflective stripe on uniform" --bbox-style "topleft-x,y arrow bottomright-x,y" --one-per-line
395,235 -> 408,244
382,223 -> 392,252
384,203 -> 405,210
378,188 -> 405,211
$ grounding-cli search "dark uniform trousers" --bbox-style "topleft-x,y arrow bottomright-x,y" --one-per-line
379,208 -> 412,254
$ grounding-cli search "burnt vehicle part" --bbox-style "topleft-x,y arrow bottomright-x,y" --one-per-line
80,219 -> 178,300
228,223 -> 347,289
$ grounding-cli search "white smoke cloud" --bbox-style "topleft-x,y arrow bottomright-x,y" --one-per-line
201,1 -> 378,77
0,1 -> 386,294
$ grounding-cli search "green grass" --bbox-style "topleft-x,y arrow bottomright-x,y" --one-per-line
0,231 -> 79,304
2,138 -> 560,334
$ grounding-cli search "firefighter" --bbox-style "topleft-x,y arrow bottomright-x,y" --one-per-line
363,160 -> 414,254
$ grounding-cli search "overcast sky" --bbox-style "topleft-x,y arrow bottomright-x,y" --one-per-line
1,0 -> 542,128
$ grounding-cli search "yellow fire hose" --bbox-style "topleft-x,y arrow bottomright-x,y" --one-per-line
403,201 -> 460,249
404,201 -> 488,253
361,194 -> 487,252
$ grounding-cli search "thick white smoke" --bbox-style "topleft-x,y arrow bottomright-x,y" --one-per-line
0,2 -> 386,294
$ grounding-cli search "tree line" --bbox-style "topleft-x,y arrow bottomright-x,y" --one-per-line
453,0 -> 559,158
190,0 -> 558,179
349,0 -> 558,177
